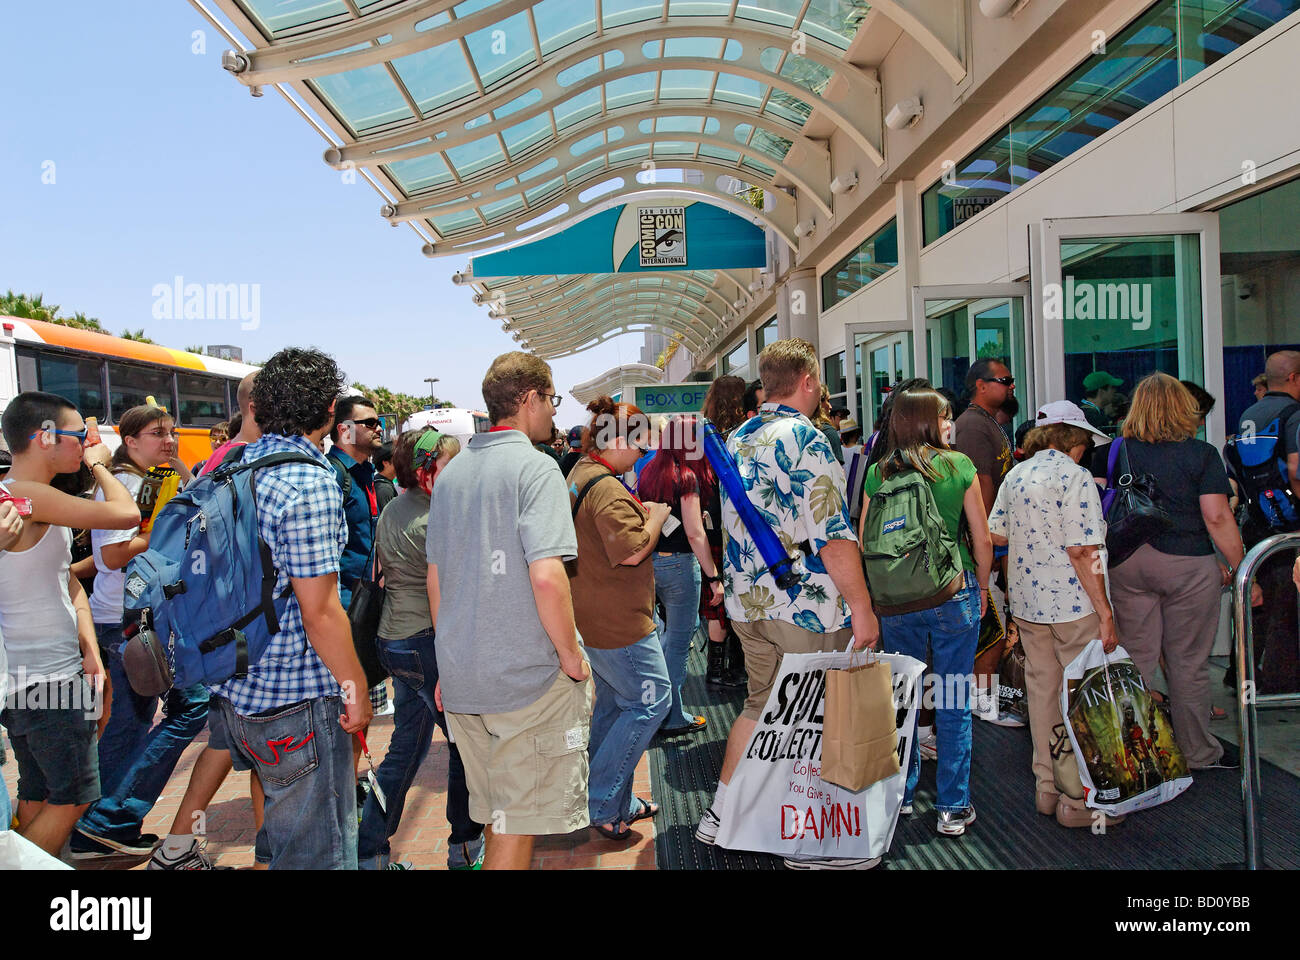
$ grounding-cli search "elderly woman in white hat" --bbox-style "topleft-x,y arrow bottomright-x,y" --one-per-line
987,401 -> 1125,830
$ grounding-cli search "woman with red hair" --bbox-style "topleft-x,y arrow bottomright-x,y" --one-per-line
638,416 -> 724,735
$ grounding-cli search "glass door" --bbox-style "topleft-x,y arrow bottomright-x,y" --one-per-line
911,283 -> 1033,431
844,321 -> 914,432
1037,213 -> 1223,443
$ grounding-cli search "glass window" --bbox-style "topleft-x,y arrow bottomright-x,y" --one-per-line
922,0 -> 1191,246
723,341 -> 749,380
108,362 -> 175,422
20,348 -> 106,420
1010,2 -> 1179,189
922,129 -> 1014,245
177,374 -> 230,427
823,350 -> 845,396
1179,0 -> 1300,80
1218,176 -> 1300,434
821,219 -> 898,310
1060,234 -> 1203,420
756,316 -> 779,352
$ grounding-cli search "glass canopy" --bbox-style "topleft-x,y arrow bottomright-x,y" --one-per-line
216,0 -> 880,356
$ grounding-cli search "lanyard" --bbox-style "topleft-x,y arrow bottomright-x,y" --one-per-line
587,452 -> 641,504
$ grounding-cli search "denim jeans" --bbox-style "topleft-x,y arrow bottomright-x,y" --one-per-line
880,571 -> 979,814
77,623 -> 210,842
586,632 -> 670,825
358,628 -> 482,868
652,552 -> 701,728
215,695 -> 357,870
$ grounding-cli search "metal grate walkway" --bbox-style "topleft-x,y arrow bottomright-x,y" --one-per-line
650,637 -> 1300,870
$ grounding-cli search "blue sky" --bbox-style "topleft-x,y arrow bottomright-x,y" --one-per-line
0,1 -> 632,426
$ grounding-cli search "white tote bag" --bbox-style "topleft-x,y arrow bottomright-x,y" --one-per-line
1061,638 -> 1193,816
714,649 -> 925,861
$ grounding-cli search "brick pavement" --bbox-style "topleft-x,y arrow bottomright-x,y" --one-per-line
2,690 -> 658,871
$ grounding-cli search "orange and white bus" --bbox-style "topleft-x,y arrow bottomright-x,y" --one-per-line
0,316 -> 260,467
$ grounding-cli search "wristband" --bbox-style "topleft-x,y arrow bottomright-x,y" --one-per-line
993,544 -> 1008,559
703,573 -> 721,583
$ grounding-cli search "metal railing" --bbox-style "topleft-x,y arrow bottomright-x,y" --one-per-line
1232,531 -> 1300,870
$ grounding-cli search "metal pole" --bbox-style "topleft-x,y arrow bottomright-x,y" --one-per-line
1232,531 -> 1300,870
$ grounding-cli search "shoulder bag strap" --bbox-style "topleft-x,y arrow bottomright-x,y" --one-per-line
571,473 -> 614,518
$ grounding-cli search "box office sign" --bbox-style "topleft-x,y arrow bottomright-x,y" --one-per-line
638,206 -> 687,267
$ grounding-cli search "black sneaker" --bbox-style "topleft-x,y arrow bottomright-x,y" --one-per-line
148,839 -> 231,870
69,828 -> 160,859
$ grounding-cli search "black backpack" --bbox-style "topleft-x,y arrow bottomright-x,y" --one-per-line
1224,399 -> 1300,542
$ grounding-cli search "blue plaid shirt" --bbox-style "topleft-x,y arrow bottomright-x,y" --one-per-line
210,434 -> 349,715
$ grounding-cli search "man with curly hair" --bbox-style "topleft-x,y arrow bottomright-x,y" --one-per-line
205,347 -> 372,869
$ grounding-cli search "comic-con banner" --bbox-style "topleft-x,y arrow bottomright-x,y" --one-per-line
714,650 -> 925,862
467,199 -> 764,277
1062,638 -> 1192,816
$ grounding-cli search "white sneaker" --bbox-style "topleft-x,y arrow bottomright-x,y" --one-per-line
972,688 -> 1000,722
783,855 -> 882,870
695,807 -> 722,846
919,733 -> 937,760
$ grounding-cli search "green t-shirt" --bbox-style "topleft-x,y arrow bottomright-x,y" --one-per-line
862,450 -> 978,571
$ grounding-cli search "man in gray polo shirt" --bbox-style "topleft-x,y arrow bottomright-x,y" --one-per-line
427,352 -> 592,870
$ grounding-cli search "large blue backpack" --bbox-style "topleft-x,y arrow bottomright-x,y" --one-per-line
1224,399 -> 1300,542
122,446 -> 326,689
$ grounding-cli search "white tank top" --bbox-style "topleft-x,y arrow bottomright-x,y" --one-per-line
0,523 -> 80,684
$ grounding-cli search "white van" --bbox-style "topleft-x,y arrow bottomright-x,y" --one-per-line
401,407 -> 491,446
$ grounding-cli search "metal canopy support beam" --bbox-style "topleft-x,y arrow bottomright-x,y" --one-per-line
329,104 -> 831,217
871,0 -> 966,83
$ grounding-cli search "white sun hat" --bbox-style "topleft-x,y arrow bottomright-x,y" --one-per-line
1034,400 -> 1112,444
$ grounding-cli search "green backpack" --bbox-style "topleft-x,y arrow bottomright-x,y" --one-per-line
861,463 -> 964,615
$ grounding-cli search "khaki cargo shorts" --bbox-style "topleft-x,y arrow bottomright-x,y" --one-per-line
733,619 -> 853,720
446,670 -> 594,836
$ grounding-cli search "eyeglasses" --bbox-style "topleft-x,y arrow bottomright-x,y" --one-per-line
29,427 -> 88,443
349,418 -> 382,430
141,429 -> 180,440
537,392 -> 562,410
981,376 -> 1015,386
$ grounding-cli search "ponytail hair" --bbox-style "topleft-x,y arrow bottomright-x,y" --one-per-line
580,396 -> 650,454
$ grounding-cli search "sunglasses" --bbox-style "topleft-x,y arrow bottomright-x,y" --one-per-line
982,376 -> 1015,386
29,427 -> 88,444
348,417 -> 383,430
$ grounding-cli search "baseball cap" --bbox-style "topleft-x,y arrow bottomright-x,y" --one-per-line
1082,370 -> 1123,392
566,425 -> 583,447
1034,401 -> 1111,443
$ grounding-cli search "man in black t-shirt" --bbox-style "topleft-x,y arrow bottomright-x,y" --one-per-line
1232,350 -> 1300,694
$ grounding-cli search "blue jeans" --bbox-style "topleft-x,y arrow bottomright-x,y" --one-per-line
78,623 -> 209,842
880,571 -> 980,814
358,629 -> 482,868
586,632 -> 670,825
653,553 -> 701,728
215,695 -> 357,870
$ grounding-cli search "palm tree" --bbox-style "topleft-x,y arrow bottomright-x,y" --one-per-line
0,290 -> 59,322
120,328 -> 156,344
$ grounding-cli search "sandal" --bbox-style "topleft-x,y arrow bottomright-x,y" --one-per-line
658,715 -> 707,736
592,820 -> 634,842
628,797 -> 659,824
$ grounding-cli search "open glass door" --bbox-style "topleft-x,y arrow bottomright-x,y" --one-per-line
1037,214 -> 1223,443
911,283 -> 1033,431
844,322 -> 914,432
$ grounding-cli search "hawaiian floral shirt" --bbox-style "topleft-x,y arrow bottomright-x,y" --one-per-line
721,403 -> 855,633
988,447 -> 1109,624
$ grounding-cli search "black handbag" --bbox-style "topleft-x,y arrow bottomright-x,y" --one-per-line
1104,440 -> 1171,566
347,543 -> 389,689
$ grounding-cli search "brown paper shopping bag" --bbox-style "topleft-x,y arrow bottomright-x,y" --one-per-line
821,653 -> 900,792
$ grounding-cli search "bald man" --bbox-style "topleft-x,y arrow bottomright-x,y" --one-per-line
1232,349 -> 1300,695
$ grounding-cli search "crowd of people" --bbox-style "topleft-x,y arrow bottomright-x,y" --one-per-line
1,339 -> 1298,870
